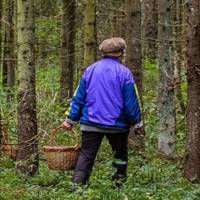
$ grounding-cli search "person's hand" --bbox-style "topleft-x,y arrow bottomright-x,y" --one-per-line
133,121 -> 144,136
62,121 -> 72,131
134,126 -> 144,136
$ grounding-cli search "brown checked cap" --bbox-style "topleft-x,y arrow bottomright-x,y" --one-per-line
99,37 -> 126,54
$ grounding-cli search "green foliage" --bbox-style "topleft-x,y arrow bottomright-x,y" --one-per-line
0,18 -> 195,199
1,148 -> 200,199
35,15 -> 62,68
0,56 -> 193,200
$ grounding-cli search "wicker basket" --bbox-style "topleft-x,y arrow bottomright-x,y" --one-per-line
1,122 -> 17,160
43,125 -> 81,170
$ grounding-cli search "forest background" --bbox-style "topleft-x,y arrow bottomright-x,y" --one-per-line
0,0 -> 200,199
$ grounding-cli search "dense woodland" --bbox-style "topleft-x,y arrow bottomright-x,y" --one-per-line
0,0 -> 200,199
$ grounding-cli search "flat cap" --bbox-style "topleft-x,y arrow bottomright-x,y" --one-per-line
99,37 -> 126,54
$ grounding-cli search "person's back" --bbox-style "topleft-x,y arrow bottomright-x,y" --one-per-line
62,37 -> 143,186
81,56 -> 131,127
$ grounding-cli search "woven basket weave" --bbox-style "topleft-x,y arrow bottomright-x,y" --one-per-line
43,126 -> 80,170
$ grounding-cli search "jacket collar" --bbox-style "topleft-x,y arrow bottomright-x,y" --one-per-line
103,56 -> 121,63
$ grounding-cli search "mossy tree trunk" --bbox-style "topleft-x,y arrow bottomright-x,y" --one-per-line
16,0 -> 38,176
125,0 -> 143,98
3,0 -> 15,100
0,0 -> 2,72
74,1 -> 84,82
0,114 -> 2,151
83,0 -> 96,68
2,0 -> 7,88
125,0 -> 145,151
184,0 -> 200,182
60,0 -> 76,102
157,0 -> 176,158
174,0 -> 185,114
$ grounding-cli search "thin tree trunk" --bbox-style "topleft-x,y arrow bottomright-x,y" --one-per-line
174,0 -> 185,114
110,0 -> 126,39
74,1 -> 84,83
143,0 -> 158,60
184,0 -> 200,182
125,0 -> 143,98
0,113 -> 2,151
16,0 -> 38,176
3,0 -> 15,100
0,0 -> 2,72
60,0 -> 76,102
96,0 -> 112,58
157,0 -> 176,158
125,0 -> 145,151
2,0 -> 7,88
83,0 -> 96,68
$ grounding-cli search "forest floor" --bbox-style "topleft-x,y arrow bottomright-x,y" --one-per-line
1,62 -> 198,200
1,143 -> 200,200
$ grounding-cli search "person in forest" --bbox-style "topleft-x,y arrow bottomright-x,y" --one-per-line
62,37 -> 143,185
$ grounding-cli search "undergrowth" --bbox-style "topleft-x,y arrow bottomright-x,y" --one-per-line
0,59 -> 196,200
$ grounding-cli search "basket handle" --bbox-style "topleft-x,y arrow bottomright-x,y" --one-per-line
49,125 -> 80,147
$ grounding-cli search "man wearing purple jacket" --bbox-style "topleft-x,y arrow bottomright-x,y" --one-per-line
63,37 -> 142,185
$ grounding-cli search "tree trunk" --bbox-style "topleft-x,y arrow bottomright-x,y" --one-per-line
0,0 -> 2,72
96,0 -> 112,58
60,0 -> 76,102
96,0 -> 125,58
2,0 -> 7,88
74,1 -> 84,83
110,0 -> 126,40
125,0 -> 145,151
184,0 -> 200,182
3,0 -> 15,100
83,0 -> 96,68
125,0 -> 143,98
157,0 -> 176,158
143,0 -> 158,60
0,113 -> 2,151
16,0 -> 38,176
174,0 -> 185,114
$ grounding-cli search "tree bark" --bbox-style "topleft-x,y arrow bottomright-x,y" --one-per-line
143,0 -> 158,60
0,0 -> 2,72
125,0 -> 143,98
184,0 -> 200,182
125,0 -> 145,151
157,0 -> 176,158
60,0 -> 76,102
96,0 -> 112,57
174,0 -> 185,114
0,113 -> 2,151
3,0 -> 15,100
16,0 -> 38,176
83,0 -> 96,68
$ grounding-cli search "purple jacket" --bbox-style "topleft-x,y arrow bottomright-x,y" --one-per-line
66,56 -> 141,129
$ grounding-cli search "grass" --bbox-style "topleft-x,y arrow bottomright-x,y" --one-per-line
1,145 -> 200,200
0,59 -> 197,200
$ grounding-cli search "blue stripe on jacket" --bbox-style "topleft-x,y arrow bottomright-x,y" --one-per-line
67,78 -> 86,121
122,83 -> 141,125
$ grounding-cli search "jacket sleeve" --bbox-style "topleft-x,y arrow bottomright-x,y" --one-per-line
123,70 -> 142,125
65,77 -> 86,123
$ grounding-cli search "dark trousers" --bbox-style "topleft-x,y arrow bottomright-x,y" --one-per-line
73,130 -> 129,184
